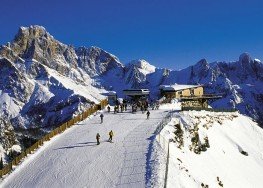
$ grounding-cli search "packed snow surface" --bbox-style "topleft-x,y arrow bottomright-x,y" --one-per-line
1,107 -> 168,188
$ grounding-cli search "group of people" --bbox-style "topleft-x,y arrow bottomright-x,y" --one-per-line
106,99 -> 152,120
96,130 -> 114,145
131,100 -> 149,113
96,99 -> 154,144
107,104 -> 128,114
151,102 -> 160,110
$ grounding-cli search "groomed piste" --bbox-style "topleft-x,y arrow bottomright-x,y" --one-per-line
1,107 -> 168,188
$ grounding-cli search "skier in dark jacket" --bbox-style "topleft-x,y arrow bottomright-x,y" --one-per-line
96,133 -> 100,145
146,111 -> 150,119
107,106 -> 110,113
100,113 -> 104,123
108,130 -> 114,142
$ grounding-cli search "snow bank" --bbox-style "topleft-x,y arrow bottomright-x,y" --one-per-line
160,110 -> 263,188
11,145 -> 22,154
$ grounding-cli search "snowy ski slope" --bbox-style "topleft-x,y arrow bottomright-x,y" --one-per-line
1,108 -> 168,188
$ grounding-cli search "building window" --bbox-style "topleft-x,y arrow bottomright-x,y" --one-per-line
177,91 -> 182,97
190,89 -> 194,95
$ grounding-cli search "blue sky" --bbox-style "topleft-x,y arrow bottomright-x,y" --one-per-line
1,0 -> 263,69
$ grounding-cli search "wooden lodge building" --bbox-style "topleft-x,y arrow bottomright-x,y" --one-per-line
159,84 -> 221,109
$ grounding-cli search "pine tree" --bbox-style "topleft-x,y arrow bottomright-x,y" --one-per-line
0,157 -> 3,169
8,150 -> 13,161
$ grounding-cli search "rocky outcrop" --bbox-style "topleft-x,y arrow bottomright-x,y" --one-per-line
76,46 -> 124,76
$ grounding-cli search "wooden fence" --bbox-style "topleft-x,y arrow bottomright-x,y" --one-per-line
0,99 -> 108,178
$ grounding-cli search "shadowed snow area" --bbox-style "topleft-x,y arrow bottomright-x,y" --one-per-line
1,108 -> 168,188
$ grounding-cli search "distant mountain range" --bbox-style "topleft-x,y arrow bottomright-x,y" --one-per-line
0,25 -> 262,161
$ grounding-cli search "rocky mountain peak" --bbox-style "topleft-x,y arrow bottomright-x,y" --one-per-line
195,58 -> 209,68
254,59 -> 261,63
128,59 -> 156,74
76,46 -> 124,76
189,58 -> 210,81
239,52 -> 252,64
236,52 -> 262,79
14,25 -> 51,42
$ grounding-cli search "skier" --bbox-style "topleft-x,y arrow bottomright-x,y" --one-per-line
100,113 -> 104,123
120,105 -> 124,113
107,105 -> 110,113
114,106 -> 117,114
132,104 -> 137,113
96,133 -> 100,145
108,130 -> 114,142
152,103 -> 155,110
141,105 -> 144,113
146,110 -> 150,119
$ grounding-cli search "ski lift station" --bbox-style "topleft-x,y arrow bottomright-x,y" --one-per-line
123,89 -> 150,102
104,91 -> 117,105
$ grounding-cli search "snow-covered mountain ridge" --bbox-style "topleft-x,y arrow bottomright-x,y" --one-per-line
0,25 -> 262,164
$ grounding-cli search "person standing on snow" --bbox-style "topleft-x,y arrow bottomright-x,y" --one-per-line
96,133 -> 100,145
108,130 -> 114,142
146,110 -> 150,119
100,113 -> 104,123
107,106 -> 110,113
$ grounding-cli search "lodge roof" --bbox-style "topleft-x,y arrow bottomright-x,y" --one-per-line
159,84 -> 202,91
123,89 -> 150,96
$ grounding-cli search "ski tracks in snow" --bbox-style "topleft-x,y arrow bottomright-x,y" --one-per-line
1,108 -> 167,188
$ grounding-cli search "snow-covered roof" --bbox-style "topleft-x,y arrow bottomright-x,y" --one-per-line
123,89 -> 150,96
159,84 -> 202,91
107,91 -> 117,95
101,91 -> 117,96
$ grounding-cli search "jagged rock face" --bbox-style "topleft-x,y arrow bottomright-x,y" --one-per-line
212,53 -> 263,84
76,46 -> 124,76
124,59 -> 156,88
0,25 -> 78,77
0,58 -> 34,104
125,64 -> 146,88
